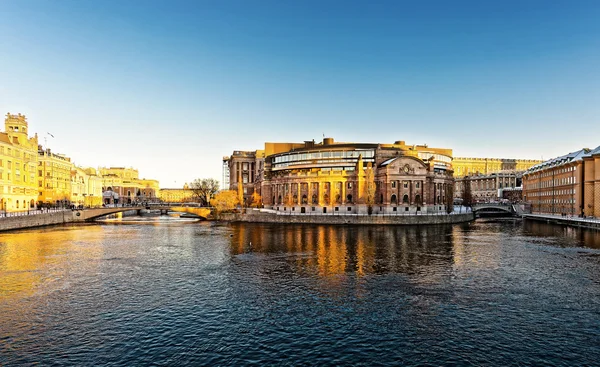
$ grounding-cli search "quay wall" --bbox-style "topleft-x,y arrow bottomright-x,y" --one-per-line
0,211 -> 76,232
219,212 -> 474,225
523,214 -> 600,231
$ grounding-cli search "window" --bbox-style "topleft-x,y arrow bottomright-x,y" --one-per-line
391,181 -> 396,189
416,182 -> 420,188
347,182 -> 352,189
403,181 -> 408,188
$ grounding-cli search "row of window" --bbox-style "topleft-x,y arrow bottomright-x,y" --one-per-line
273,149 -> 376,164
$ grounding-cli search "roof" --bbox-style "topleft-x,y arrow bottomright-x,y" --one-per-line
582,145 -> 600,158
525,148 -> 590,174
379,158 -> 397,167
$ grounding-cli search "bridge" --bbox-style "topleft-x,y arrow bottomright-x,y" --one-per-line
471,203 -> 517,216
72,205 -> 212,222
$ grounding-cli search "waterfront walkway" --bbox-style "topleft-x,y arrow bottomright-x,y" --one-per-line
523,213 -> 600,230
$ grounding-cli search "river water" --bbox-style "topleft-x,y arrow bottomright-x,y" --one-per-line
1,217 -> 599,366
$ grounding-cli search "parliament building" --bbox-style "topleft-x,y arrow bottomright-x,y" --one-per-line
225,138 -> 455,214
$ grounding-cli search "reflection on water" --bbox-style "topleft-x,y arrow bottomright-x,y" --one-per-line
0,218 -> 599,365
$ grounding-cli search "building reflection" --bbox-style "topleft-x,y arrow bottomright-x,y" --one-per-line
229,223 -> 456,278
522,220 -> 600,249
0,225 -> 104,301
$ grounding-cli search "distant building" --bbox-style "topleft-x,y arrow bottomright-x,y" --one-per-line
159,183 -> 194,203
453,157 -> 541,177
523,147 -> 600,217
99,167 -> 160,205
455,172 -> 524,203
38,147 -> 74,206
227,138 -> 455,214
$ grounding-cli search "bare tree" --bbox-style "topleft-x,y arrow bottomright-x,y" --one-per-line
190,178 -> 220,206
445,184 -> 454,214
364,163 -> 376,214
461,178 -> 473,209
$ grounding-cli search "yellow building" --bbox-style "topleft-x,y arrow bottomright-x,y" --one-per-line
38,148 -> 74,206
0,113 -> 39,212
452,157 -> 541,177
71,167 -> 103,207
159,183 -> 194,203
99,167 -> 160,204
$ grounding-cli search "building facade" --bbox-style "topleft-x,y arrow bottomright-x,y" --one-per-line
159,183 -> 194,203
455,172 -> 524,203
453,157 -> 542,177
229,138 -> 455,214
522,149 -> 589,216
100,167 -> 160,205
0,113 -> 39,212
70,167 -> 103,207
38,148 -> 74,206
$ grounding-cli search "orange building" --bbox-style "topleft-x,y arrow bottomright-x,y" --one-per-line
522,148 -> 600,216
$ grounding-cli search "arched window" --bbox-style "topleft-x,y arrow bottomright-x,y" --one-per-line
312,194 -> 318,204
30,199 -> 35,208
302,194 -> 308,204
293,194 -> 298,203
391,194 -> 397,204
324,194 -> 330,205
335,194 -> 341,204
402,194 -> 409,204
415,194 -> 422,205
16,200 -> 19,209
347,194 -> 353,203
278,195 -> 282,204
272,196 -> 276,204
380,194 -> 384,204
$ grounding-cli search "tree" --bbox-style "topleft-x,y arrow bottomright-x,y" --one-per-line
212,190 -> 239,215
364,163 -> 376,214
461,178 -> 473,209
190,178 -> 220,206
250,192 -> 262,208
445,184 -> 454,214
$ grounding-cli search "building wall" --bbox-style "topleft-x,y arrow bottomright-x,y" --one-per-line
233,138 -> 455,214
453,157 -> 541,177
37,149 -> 74,206
0,113 -> 39,212
522,148 -> 598,216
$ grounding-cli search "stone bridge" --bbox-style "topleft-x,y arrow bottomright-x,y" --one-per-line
471,203 -> 516,215
72,205 -> 212,222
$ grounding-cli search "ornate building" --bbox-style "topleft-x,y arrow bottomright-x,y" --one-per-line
229,138 -> 455,214
38,147 -> 74,206
523,147 -> 600,217
159,183 -> 194,203
70,167 -> 103,207
100,167 -> 160,205
0,113 -> 39,212
454,172 -> 524,203
453,157 -> 541,177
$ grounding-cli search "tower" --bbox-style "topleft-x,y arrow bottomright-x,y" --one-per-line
5,113 -> 30,145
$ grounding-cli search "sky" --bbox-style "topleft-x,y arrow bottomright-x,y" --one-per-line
1,0 -> 599,188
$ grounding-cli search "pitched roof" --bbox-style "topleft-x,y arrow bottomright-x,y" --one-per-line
526,148 -> 590,173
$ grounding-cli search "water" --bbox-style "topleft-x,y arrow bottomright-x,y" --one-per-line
1,217 -> 599,366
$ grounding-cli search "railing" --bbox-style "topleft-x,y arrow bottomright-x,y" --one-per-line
0,208 -> 70,218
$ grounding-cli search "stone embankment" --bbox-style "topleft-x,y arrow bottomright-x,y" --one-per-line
523,214 -> 600,230
220,210 -> 474,226
0,210 -> 76,232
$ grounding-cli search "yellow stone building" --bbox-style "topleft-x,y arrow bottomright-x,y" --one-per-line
0,113 -> 39,212
99,167 -> 160,205
158,183 -> 194,203
38,148 -> 74,206
452,157 -> 542,177
70,167 -> 103,207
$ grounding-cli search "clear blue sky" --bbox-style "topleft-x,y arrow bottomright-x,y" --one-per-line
1,0 -> 599,187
